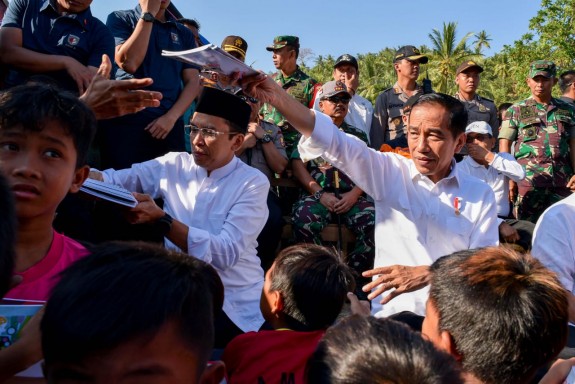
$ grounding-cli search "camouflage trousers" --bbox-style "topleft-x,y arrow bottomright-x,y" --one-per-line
517,186 -> 571,223
292,195 -> 375,299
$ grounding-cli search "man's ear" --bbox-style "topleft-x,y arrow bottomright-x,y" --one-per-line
200,360 -> 226,384
319,100 -> 324,113
553,77 -> 559,86
230,134 -> 244,152
69,165 -> 90,193
454,133 -> 466,153
270,290 -> 284,315
440,330 -> 463,362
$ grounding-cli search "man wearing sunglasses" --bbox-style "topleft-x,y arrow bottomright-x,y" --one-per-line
90,87 -> 269,348
370,45 -> 428,150
457,121 -> 534,250
292,80 -> 375,300
312,54 -> 373,140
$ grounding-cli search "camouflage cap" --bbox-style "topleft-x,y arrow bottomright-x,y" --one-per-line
529,60 -> 557,78
394,45 -> 429,64
221,35 -> 248,62
456,60 -> 484,75
266,35 -> 300,51
319,80 -> 351,99
334,54 -> 358,70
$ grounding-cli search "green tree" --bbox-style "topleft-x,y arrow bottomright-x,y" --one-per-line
473,30 -> 492,54
427,22 -> 477,93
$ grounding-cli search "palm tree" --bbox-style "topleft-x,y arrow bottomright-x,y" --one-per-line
427,22 -> 477,93
473,30 -> 492,55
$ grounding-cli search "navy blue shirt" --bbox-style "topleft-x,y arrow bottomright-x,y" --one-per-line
106,5 -> 196,114
1,0 -> 114,93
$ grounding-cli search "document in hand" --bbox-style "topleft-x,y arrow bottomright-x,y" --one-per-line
162,44 -> 259,77
79,178 -> 138,208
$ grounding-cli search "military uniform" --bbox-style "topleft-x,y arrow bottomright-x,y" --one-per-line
261,66 -> 320,158
455,93 -> 498,132
499,97 -> 575,222
369,82 -> 423,150
292,122 -> 375,298
455,93 -> 499,153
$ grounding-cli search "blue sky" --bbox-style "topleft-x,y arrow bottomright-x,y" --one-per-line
91,1 -> 543,73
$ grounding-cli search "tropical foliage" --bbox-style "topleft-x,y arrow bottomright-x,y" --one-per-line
303,0 -> 575,107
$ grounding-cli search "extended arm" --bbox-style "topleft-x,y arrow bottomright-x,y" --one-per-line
144,67 -> 200,140
0,27 -> 95,93
113,0 -> 161,74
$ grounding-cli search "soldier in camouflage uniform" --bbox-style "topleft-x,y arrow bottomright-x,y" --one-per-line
261,35 -> 321,158
499,60 -> 575,223
291,81 -> 375,299
370,45 -> 428,150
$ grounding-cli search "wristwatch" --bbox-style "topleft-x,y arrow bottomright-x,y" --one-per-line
261,133 -> 273,144
313,189 -> 325,200
140,12 -> 155,22
156,212 -> 173,235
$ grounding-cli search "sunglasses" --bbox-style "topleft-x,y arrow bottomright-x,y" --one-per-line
323,96 -> 351,105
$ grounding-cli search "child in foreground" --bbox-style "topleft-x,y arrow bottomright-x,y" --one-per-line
0,84 -> 95,302
223,244 -> 354,383
41,241 -> 226,384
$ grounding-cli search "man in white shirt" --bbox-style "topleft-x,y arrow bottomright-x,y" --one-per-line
241,74 -> 499,318
91,87 -> 269,347
313,54 -> 373,139
457,121 -> 534,250
532,193 -> 575,324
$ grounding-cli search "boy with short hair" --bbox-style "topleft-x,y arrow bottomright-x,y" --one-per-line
0,84 -> 94,301
223,244 -> 355,383
41,241 -> 226,384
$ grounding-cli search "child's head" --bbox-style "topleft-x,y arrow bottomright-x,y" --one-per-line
260,244 -> 354,331
0,84 -> 95,221
307,315 -> 463,384
0,84 -> 96,168
42,242 -> 225,384
0,171 -> 15,297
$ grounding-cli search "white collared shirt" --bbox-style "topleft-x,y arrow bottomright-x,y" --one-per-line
298,112 -> 499,317
102,153 -> 269,332
313,93 -> 374,140
532,193 -> 575,295
458,153 -> 525,219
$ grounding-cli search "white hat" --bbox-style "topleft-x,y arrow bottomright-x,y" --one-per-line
465,121 -> 492,136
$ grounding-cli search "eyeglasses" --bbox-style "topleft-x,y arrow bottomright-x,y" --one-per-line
185,124 -> 239,141
323,96 -> 351,105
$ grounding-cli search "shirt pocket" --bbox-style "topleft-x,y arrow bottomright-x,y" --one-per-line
446,216 -> 474,247
520,123 -> 540,143
207,214 -> 226,234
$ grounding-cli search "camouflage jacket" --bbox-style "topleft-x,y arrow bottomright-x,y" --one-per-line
260,67 -> 320,155
499,97 -> 575,188
292,122 -> 368,193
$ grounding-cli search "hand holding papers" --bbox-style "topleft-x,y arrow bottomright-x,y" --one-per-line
162,44 -> 259,77
79,178 -> 137,208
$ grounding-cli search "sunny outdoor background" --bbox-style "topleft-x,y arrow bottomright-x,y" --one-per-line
87,0 -> 574,106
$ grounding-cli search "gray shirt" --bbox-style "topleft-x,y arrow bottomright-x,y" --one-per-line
237,120 -> 287,181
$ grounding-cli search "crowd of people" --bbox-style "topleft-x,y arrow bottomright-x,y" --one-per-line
0,0 -> 575,383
